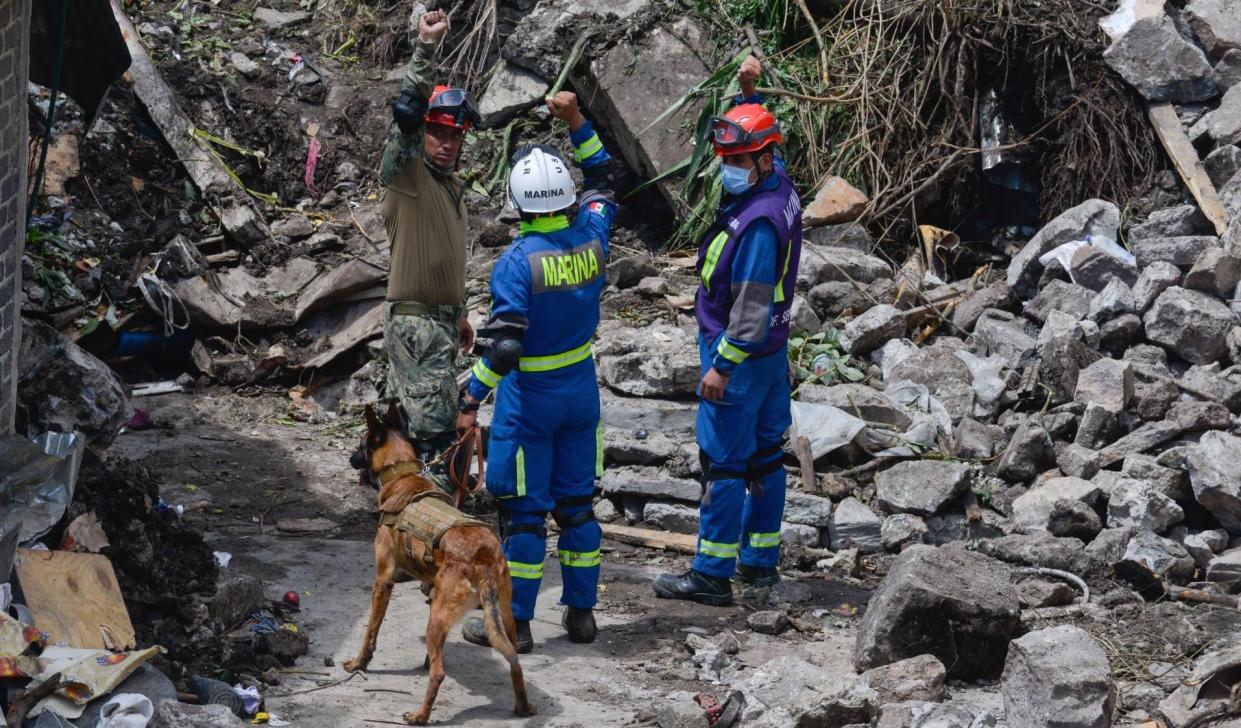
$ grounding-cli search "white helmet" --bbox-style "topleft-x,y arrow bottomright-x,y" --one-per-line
508,145 -> 576,214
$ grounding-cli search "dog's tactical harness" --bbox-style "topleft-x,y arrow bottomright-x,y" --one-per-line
376,463 -> 488,566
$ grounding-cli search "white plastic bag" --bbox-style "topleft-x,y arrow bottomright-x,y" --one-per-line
790,402 -> 866,459
955,350 -> 1007,417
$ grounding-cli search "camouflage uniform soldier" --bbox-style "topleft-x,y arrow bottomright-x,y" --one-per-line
379,9 -> 480,447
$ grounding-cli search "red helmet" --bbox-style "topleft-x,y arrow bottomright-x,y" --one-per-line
708,103 -> 783,157
426,85 -> 480,130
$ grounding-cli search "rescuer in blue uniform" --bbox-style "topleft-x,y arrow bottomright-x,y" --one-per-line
456,91 -> 616,652
653,56 -> 803,606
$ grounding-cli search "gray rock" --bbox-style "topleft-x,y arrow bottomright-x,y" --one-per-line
644,500 -> 699,534
1075,403 -> 1118,449
1122,453 -> 1191,501
270,215 -> 315,239
1185,246 -> 1241,298
1001,625 -> 1117,728
1071,246 -> 1139,291
229,51 -> 261,78
1086,527 -> 1138,563
1120,682 -> 1166,714
1228,326 -> 1241,364
1117,530 -> 1196,587
1108,478 -> 1185,532
1182,529 -> 1228,567
798,245 -> 892,288
219,204 -> 268,248
784,491 -> 835,528
829,497 -> 884,553
1129,205 -> 1212,240
855,546 -> 1021,679
252,7 -> 311,28
1007,200 -> 1120,296
748,610 -> 790,635
797,383 -> 912,430
594,498 -> 620,523
1056,444 -> 1102,480
955,418 -> 1004,459
1012,477 -> 1103,532
1133,235 -> 1220,268
600,466 -> 701,503
923,510 -> 1007,546
478,61 -> 546,126
1206,547 -> 1241,590
875,461 -> 972,516
1205,146 -> 1241,190
607,254 -> 659,289
808,281 -> 869,319
1205,80 -> 1241,147
803,222 -> 874,252
972,309 -> 1038,370
17,320 -> 133,448
1132,261 -> 1183,313
872,702 -> 993,728
881,513 -> 929,552
151,700 -> 248,728
1144,287 -> 1237,364
1217,48 -> 1241,87
996,421 -> 1054,482
791,294 -> 822,335
210,574 -> 265,630
1131,376 -> 1179,422
887,340 -> 977,421
595,321 -> 700,396
952,282 -> 1014,333
977,533 -> 1099,576
1024,280 -> 1096,324
1186,430 -> 1241,534
841,305 -> 906,355
796,655 -> 949,726
1178,362 -> 1241,410
656,702 -> 709,728
1087,279 -> 1135,322
1100,314 -> 1143,351
817,548 -> 861,578
1019,578 -> 1078,608
606,429 -> 688,468
1074,358 -> 1134,414
1037,336 -> 1102,406
1188,0 -> 1241,56
1103,15 -> 1219,102
571,16 -> 706,209
783,521 -> 822,547
1047,499 -> 1104,541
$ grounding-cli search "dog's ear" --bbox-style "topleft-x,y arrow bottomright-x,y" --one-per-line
383,402 -> 405,432
364,404 -> 381,433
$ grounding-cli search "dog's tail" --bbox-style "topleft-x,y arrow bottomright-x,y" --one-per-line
480,575 -> 521,668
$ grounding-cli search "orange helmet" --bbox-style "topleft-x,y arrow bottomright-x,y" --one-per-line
426,85 -> 480,130
708,103 -> 783,157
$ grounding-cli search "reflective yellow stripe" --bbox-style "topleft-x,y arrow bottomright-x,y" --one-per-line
519,341 -> 592,372
773,239 -> 794,304
700,231 -> 730,291
471,359 -> 502,388
698,539 -> 739,558
574,133 -> 604,162
595,422 -> 605,478
717,338 -> 749,364
749,531 -> 781,548
516,446 -> 526,497
507,560 -> 544,579
559,549 -> 601,568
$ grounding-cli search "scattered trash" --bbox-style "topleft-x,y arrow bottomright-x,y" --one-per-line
94,693 -> 154,728
213,551 -> 233,568
0,431 -> 84,545
130,381 -> 183,397
62,511 -> 110,553
232,683 -> 262,715
189,674 -> 247,718
124,409 -> 155,431
282,591 -> 300,609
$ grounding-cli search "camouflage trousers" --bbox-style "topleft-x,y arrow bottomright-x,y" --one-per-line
382,302 -> 463,441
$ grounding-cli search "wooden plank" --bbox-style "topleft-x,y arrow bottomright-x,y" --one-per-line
14,549 -> 135,650
795,436 -> 817,493
600,523 -> 697,555
1147,102 -> 1230,235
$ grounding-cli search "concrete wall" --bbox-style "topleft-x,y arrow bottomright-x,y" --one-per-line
0,0 -> 31,434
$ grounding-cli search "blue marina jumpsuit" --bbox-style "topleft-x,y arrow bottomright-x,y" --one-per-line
464,123 -> 616,620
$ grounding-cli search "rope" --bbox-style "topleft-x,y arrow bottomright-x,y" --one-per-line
26,0 -> 70,226
137,273 -> 191,337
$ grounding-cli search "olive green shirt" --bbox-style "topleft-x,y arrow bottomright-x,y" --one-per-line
381,38 -> 468,305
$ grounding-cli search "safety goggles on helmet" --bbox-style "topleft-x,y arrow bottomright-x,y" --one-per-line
706,105 -> 783,157
426,86 -> 481,130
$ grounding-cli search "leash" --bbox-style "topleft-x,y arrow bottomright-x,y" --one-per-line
420,426 -> 486,508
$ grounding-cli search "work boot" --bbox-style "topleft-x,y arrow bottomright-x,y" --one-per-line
562,606 -> 597,643
652,569 -> 734,607
461,616 -> 533,653
733,564 -> 779,609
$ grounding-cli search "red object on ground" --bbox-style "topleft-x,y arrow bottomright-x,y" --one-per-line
283,591 -> 300,608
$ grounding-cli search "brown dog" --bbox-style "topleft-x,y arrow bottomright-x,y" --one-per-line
346,403 -> 534,725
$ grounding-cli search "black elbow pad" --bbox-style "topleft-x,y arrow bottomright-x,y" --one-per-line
392,89 -> 428,135
492,337 -> 523,374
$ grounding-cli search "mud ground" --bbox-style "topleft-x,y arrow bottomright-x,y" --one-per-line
110,390 -> 878,727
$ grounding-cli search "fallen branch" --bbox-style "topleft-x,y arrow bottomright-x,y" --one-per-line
795,436 -> 816,493
1168,584 -> 1241,609
267,670 -> 362,698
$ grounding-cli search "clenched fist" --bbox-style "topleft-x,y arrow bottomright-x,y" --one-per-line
738,55 -> 761,97
546,91 -> 586,131
418,9 -> 449,44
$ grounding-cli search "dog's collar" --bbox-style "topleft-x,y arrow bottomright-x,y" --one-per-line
375,461 -> 424,488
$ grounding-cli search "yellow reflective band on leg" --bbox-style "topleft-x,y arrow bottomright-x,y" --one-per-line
516,446 -> 526,497
558,549 -> 601,568
700,231 -> 730,291
471,359 -> 502,388
749,531 -> 782,548
717,338 -> 749,364
773,239 -> 794,304
519,341 -> 593,372
595,422 -> 605,478
507,560 -> 544,579
698,539 -> 739,559
574,133 -> 604,162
